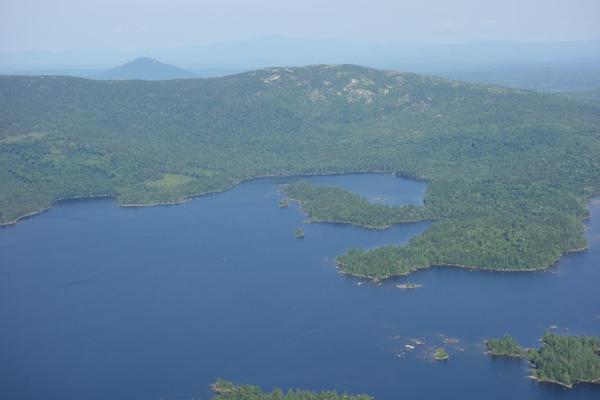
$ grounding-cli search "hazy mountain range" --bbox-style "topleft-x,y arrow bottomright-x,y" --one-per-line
3,37 -> 600,71
2,37 -> 599,91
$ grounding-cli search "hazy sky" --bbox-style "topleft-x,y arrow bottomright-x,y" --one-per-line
1,0 -> 599,52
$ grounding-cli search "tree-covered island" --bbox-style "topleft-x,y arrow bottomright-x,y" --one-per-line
1,65 -> 599,278
433,348 -> 449,361
486,333 -> 600,388
486,334 -> 531,357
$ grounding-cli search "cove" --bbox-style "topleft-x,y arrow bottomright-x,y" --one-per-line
0,173 -> 599,400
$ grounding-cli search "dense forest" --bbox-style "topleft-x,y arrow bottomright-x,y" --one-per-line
486,334 -> 600,388
1,65 -> 600,275
283,180 -> 587,279
282,181 -> 434,228
560,88 -> 600,106
486,335 -> 530,357
212,379 -> 372,400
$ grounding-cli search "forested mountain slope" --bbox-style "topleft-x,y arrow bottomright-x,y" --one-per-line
1,65 -> 599,275
559,88 -> 600,106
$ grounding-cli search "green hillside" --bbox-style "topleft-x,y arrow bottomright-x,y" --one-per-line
559,88 -> 600,106
1,65 -> 599,276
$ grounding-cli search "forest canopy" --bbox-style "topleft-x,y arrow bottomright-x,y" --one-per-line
486,334 -> 530,357
486,333 -> 600,388
283,180 -> 588,279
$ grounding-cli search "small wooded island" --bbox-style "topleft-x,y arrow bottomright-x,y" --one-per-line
294,228 -> 305,239
211,379 -> 372,400
486,334 -> 531,357
434,348 -> 449,361
486,333 -> 600,388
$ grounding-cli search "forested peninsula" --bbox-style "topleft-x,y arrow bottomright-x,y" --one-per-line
486,334 -> 600,388
2,65 -> 600,276
282,180 -> 589,279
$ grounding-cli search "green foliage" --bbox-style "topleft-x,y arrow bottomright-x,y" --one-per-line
486,335 -> 529,357
288,181 -> 587,279
434,348 -> 449,360
560,89 -> 600,107
530,333 -> 600,387
487,334 -> 600,388
212,379 -> 372,400
283,181 -> 433,228
1,65 -> 600,278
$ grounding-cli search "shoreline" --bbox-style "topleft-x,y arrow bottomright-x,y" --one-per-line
0,194 -> 115,228
0,169 -> 405,227
486,350 -> 530,359
286,189 -> 598,282
281,180 -> 433,230
283,196 -> 439,230
526,375 -> 600,389
335,243 -> 591,282
489,349 -> 600,389
2,174 -> 597,281
528,375 -> 574,389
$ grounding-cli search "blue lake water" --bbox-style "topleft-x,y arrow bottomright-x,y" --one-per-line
0,173 -> 599,400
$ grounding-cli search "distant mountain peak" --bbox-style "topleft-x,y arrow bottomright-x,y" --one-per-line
130,57 -> 161,64
97,57 -> 195,81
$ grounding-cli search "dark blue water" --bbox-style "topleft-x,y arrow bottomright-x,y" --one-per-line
0,174 -> 599,400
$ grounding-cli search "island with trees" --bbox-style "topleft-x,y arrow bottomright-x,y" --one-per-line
486,334 -> 531,357
1,64 -> 599,279
486,333 -> 600,388
211,379 -> 372,400
433,348 -> 449,361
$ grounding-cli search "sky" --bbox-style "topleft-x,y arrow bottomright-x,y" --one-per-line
1,0 -> 600,52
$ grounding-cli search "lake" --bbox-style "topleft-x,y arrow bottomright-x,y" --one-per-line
1,173 -> 599,399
